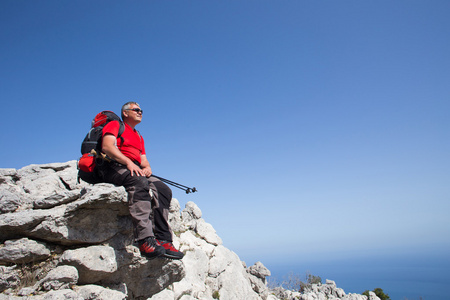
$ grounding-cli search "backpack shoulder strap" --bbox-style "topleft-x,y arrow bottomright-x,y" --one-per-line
117,121 -> 125,144
118,121 -> 125,137
135,129 -> 142,144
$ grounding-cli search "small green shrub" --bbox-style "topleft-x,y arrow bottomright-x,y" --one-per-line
212,290 -> 220,299
299,272 -> 322,292
363,287 -> 391,300
307,273 -> 322,285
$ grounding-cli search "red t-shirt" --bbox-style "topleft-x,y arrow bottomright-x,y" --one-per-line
102,121 -> 145,164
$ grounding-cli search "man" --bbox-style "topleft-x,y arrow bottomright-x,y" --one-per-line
99,101 -> 183,260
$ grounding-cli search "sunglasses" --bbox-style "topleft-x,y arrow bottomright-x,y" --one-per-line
126,108 -> 143,114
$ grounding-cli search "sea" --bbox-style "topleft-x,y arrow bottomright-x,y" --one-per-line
262,251 -> 450,300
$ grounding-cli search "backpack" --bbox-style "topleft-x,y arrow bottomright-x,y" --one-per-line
78,110 -> 125,183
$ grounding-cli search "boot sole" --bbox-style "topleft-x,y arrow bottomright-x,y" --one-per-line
163,252 -> 184,260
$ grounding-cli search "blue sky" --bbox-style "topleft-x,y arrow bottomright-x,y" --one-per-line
1,0 -> 449,270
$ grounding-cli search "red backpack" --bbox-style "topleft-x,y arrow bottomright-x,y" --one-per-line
78,111 -> 124,183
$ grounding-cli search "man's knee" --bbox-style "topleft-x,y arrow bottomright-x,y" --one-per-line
126,176 -> 152,202
152,181 -> 172,202
134,176 -> 150,189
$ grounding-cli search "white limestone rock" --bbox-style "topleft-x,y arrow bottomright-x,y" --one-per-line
207,245 -> 260,300
75,285 -> 127,300
368,291 -> 381,300
178,231 -> 215,257
0,161 -> 381,300
183,201 -> 202,220
172,248 -> 210,299
168,198 -> 184,233
0,189 -> 22,213
0,266 -> 20,293
181,201 -> 202,230
248,261 -> 271,280
0,208 -> 57,241
147,289 -> 175,300
0,238 -> 51,264
39,265 -> 79,291
194,218 -> 223,246
41,288 -> 81,299
59,245 -> 117,284
17,164 -> 72,200
344,294 -> 370,300
33,190 -> 80,209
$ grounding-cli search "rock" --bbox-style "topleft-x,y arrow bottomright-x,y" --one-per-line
39,265 -> 79,291
168,198 -> 184,233
178,231 -> 215,257
368,291 -> 381,300
40,288 -> 80,299
0,208 -> 53,241
18,286 -> 36,296
0,189 -> 22,213
0,238 -> 51,264
247,262 -> 272,298
194,219 -> 222,246
59,245 -> 117,284
181,201 -> 202,230
0,161 -> 378,300
17,164 -> 73,200
0,266 -> 20,293
33,190 -> 80,209
119,258 -> 185,299
0,289 -> 81,300
148,289 -> 176,299
183,201 -> 202,220
248,261 -> 271,280
75,285 -> 127,300
171,248 -> 210,298
207,245 -> 260,299
344,294 -> 370,300
0,186 -> 131,245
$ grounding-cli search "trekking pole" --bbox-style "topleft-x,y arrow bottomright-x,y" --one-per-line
157,177 -> 197,194
152,175 -> 197,194
159,178 -> 197,194
158,178 -> 190,192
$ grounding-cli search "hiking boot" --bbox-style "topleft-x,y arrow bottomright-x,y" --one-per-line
157,239 -> 184,260
138,236 -> 165,259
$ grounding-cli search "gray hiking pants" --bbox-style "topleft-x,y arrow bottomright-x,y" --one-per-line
98,162 -> 173,242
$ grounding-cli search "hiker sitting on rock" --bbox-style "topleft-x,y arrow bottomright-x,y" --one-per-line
99,101 -> 183,260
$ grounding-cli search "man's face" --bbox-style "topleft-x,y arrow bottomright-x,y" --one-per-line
124,104 -> 143,123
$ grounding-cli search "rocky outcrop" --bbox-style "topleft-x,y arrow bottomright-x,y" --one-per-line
271,279 -> 379,300
0,161 -> 377,300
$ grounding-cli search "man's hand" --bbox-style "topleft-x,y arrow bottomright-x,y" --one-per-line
140,155 -> 152,178
142,166 -> 152,177
127,161 -> 145,177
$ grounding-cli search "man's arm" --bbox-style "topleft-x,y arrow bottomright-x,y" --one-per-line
140,154 -> 152,177
102,134 -> 145,176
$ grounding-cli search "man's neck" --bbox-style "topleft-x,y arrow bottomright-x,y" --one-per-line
124,119 -> 139,129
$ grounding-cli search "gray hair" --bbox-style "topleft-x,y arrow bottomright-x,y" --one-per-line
121,101 -> 140,119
